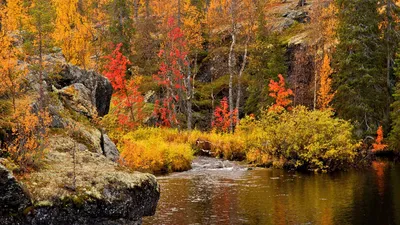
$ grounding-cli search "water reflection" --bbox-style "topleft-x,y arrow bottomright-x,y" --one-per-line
143,160 -> 400,225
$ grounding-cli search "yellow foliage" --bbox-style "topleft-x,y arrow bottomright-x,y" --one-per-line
182,0 -> 204,52
0,34 -> 26,112
238,106 -> 361,172
119,128 -> 194,174
52,0 -> 93,68
0,0 -> 28,32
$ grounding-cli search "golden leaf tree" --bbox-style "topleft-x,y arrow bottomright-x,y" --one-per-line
0,34 -> 25,113
0,0 -> 28,32
52,0 -> 93,68
318,54 -> 335,111
7,98 -> 51,172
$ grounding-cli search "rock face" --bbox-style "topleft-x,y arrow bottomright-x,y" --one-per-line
282,10 -> 309,23
0,164 -> 31,222
54,64 -> 113,117
102,134 -> 120,162
59,83 -> 98,118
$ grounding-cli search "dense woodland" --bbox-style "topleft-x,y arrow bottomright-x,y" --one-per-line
0,0 -> 400,174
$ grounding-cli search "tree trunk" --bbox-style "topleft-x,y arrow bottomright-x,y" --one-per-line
186,58 -> 192,130
228,0 -> 237,132
228,32 -> 236,132
177,0 -> 182,27
236,35 -> 249,126
298,0 -> 306,7
134,0 -> 139,21
38,14 -> 45,136
145,0 -> 150,18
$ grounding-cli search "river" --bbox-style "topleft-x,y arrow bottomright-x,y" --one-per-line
143,157 -> 400,225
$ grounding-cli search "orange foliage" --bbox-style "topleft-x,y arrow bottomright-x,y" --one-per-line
268,74 -> 294,112
318,54 -> 335,111
372,126 -> 388,152
6,100 -> 51,172
0,34 -> 25,112
212,97 -> 238,132
52,0 -> 93,68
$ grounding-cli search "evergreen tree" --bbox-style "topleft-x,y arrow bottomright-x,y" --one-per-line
107,0 -> 134,57
389,52 -> 400,151
333,0 -> 387,135
245,33 -> 287,116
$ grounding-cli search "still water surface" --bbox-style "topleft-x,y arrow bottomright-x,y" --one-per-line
143,157 -> 400,225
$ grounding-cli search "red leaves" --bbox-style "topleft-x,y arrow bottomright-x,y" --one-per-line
153,17 -> 189,127
103,43 -> 130,91
212,97 -> 237,132
103,43 -> 144,129
268,74 -> 294,113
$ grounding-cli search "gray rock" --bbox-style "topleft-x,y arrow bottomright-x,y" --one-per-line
0,163 -> 31,219
0,150 -> 160,225
102,134 -> 120,162
282,10 -> 309,23
59,83 -> 98,118
275,18 -> 295,32
55,65 -> 113,117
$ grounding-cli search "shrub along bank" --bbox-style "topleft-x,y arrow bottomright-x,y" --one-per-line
104,106 -> 362,173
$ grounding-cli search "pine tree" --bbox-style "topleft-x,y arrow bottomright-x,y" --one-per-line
107,0 -> 134,56
389,52 -> 400,150
333,0 -> 387,135
245,33 -> 287,116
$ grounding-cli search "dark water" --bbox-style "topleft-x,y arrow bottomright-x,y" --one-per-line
143,157 -> 400,225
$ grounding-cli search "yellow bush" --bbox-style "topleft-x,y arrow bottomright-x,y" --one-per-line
119,128 -> 194,174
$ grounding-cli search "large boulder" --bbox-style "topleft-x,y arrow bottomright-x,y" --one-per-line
59,83 -> 98,118
0,162 -> 31,223
0,148 -> 160,224
24,150 -> 159,225
54,64 -> 113,117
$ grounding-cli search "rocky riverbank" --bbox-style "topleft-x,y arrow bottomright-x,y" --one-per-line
0,54 -> 160,224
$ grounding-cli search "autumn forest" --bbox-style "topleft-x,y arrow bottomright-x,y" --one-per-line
1,0 -> 400,173
1,0 -> 400,223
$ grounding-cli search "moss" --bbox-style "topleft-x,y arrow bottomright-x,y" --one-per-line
279,22 -> 306,44
0,99 -> 13,116
23,206 -> 35,215
34,200 -> 53,207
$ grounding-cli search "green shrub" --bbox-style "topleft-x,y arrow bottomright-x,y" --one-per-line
240,106 -> 361,172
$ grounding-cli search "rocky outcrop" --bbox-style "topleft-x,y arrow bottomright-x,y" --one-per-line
54,65 -> 113,117
282,10 -> 309,23
58,83 -> 98,118
102,134 -> 120,162
0,149 -> 159,225
1,48 -> 159,224
0,163 -> 31,223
